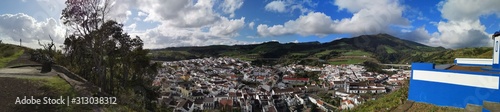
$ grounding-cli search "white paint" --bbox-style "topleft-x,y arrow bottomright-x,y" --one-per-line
494,37 -> 500,64
455,58 -> 492,65
413,70 -> 499,89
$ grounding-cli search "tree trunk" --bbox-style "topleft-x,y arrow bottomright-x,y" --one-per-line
122,62 -> 129,87
41,62 -> 52,73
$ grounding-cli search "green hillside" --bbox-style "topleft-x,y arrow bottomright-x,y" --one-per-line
423,47 -> 492,64
151,34 -> 448,65
0,43 -> 27,68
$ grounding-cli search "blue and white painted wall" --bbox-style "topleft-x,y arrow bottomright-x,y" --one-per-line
409,63 -> 500,111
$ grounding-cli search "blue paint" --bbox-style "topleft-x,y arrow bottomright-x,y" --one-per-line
410,62 -> 500,110
409,79 -> 500,108
494,64 -> 500,69
411,63 -> 434,70
484,108 -> 491,112
481,67 -> 500,72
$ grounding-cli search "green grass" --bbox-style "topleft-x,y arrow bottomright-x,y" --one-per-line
221,51 -> 241,56
0,49 -> 24,68
407,102 -> 464,112
231,55 -> 255,61
343,50 -> 372,56
350,81 -> 409,112
290,52 -> 308,56
313,50 -> 334,58
350,80 -> 463,112
0,43 -> 27,68
384,46 -> 396,53
24,76 -> 90,111
329,59 -> 366,65
26,77 -> 159,111
25,76 -> 74,95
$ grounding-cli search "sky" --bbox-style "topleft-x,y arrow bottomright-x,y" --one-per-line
0,0 -> 500,49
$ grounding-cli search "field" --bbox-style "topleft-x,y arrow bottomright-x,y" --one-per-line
342,50 -> 372,56
384,46 -> 396,53
0,44 -> 25,68
329,59 -> 366,65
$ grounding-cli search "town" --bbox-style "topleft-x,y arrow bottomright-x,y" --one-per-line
152,57 -> 410,112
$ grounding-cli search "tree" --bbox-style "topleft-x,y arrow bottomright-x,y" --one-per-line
37,35 -> 56,73
60,0 -> 159,110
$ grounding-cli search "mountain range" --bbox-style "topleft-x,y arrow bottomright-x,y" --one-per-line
150,34 -> 492,65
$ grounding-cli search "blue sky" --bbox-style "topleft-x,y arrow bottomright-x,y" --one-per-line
0,0 -> 499,49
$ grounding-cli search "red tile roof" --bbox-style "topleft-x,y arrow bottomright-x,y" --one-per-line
256,76 -> 265,79
317,100 -> 324,105
219,99 -> 233,106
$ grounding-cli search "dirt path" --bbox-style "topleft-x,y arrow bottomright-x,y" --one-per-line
0,67 -> 56,78
391,100 -> 415,112
0,52 -> 104,111
5,52 -> 40,67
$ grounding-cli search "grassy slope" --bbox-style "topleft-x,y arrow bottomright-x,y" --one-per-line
425,47 -> 492,64
0,44 -> 25,68
24,76 -> 91,111
350,81 -> 409,112
343,50 -> 372,56
406,102 -> 464,112
329,59 -> 366,65
384,45 -> 396,53
350,80 -> 463,112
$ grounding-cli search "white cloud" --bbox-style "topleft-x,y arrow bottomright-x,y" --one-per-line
137,11 -> 147,17
125,23 -> 137,31
439,0 -> 500,21
391,26 -> 433,45
435,20 -> 491,48
136,16 -> 247,48
265,1 -> 287,13
132,0 -> 221,28
257,12 -> 336,37
209,17 -> 245,37
333,0 -> 409,35
0,13 -> 65,48
136,23 -> 248,48
108,0 -> 250,48
264,0 -> 315,14
425,0 -> 500,48
258,0 -> 409,37
248,21 -> 255,29
221,0 -> 244,18
107,0 -> 133,23
1,0 -> 250,49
